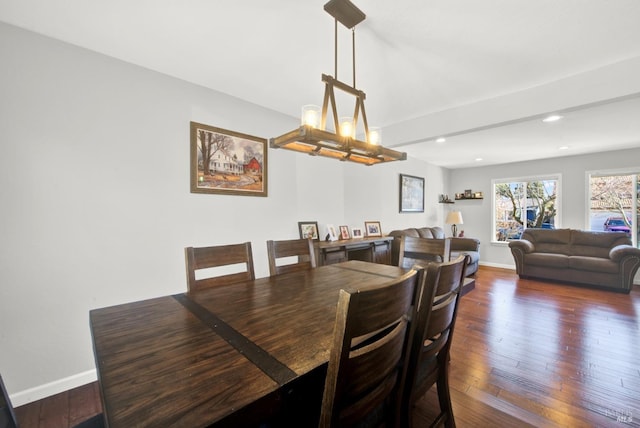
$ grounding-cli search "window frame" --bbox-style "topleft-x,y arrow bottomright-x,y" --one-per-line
491,174 -> 562,244
586,167 -> 639,247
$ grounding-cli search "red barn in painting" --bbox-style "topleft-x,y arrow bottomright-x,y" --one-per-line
244,157 -> 262,174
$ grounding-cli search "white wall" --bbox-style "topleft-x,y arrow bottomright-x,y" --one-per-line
0,22 -> 446,404
449,148 -> 640,268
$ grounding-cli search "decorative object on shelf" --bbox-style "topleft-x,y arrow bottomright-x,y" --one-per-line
298,221 -> 320,241
399,174 -> 425,212
351,227 -> 363,238
445,211 -> 464,237
269,0 -> 406,165
439,194 -> 454,204
339,225 -> 351,240
326,224 -> 339,241
364,221 -> 382,237
190,122 -> 267,196
455,191 -> 483,200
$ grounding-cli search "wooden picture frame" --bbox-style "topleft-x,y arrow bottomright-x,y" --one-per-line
364,221 -> 382,237
190,121 -> 267,196
298,221 -> 320,241
352,227 -> 363,238
399,173 -> 424,213
339,225 -> 350,240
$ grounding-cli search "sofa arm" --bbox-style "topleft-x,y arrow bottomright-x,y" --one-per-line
610,245 -> 640,262
508,239 -> 535,276
508,239 -> 535,253
450,237 -> 480,252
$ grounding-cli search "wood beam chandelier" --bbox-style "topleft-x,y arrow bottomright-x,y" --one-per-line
269,0 -> 407,165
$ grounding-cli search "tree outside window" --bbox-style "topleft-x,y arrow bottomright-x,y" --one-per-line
588,173 -> 639,247
494,178 -> 558,242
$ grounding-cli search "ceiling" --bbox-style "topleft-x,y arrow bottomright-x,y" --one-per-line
1,0 -> 640,168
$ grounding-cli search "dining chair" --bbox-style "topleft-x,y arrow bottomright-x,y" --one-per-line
401,255 -> 468,428
397,236 -> 451,269
319,268 -> 426,428
185,242 -> 255,292
266,238 -> 317,276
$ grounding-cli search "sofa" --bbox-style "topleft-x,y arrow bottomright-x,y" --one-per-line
388,226 -> 480,276
508,228 -> 640,293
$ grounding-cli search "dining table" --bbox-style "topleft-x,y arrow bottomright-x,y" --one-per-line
90,260 -> 409,427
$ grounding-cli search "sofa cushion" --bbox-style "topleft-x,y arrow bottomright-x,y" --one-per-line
522,229 -> 572,255
416,227 -> 445,239
568,256 -> 619,274
525,253 -> 569,268
451,250 -> 479,265
570,230 -> 631,258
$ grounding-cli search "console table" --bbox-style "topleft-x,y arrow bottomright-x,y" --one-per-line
314,236 -> 393,266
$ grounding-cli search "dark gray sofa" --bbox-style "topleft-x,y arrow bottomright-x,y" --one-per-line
508,228 -> 640,293
388,226 -> 480,276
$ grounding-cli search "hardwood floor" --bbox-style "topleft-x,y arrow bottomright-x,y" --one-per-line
14,266 -> 640,427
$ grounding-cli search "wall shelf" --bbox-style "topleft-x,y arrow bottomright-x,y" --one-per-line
455,190 -> 484,200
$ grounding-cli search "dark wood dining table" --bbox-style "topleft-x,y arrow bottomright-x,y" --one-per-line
90,260 -> 408,427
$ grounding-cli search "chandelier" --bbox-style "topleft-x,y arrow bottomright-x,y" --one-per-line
269,0 -> 407,165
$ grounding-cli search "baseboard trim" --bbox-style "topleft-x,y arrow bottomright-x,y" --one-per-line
479,261 -> 516,270
10,369 -> 97,407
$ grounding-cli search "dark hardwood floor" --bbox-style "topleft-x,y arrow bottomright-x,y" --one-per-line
15,266 -> 640,427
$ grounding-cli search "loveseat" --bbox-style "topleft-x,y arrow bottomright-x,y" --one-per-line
388,226 -> 480,276
508,228 -> 640,293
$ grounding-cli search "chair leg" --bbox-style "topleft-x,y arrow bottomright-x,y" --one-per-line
436,371 -> 455,428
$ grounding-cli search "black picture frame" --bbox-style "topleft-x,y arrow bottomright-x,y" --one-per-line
399,174 -> 425,213
298,221 -> 320,241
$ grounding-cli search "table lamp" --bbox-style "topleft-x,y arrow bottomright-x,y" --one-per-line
446,211 -> 464,237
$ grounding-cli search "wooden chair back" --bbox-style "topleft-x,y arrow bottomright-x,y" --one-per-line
398,236 -> 451,269
266,238 -> 316,276
185,242 -> 255,292
1,374 -> 18,428
320,268 -> 426,428
402,255 -> 468,428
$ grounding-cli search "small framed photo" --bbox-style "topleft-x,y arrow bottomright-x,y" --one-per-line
364,221 -> 382,237
464,189 -> 473,198
298,221 -> 319,241
326,224 -> 339,241
351,227 -> 363,238
399,174 -> 425,213
339,225 -> 350,240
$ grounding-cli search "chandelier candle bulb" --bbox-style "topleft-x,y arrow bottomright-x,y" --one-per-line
368,127 -> 381,145
302,105 -> 321,128
340,117 -> 354,137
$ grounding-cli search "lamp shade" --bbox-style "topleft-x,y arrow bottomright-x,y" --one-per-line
445,211 -> 463,225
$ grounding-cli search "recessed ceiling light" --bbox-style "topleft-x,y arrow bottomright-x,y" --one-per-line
542,114 -> 563,123
559,146 -> 569,150
436,137 -> 446,143
475,157 -> 483,162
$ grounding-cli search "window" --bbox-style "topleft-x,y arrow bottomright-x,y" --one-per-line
588,172 -> 639,248
493,176 -> 559,242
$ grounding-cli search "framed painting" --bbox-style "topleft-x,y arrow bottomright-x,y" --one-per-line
399,173 -> 424,213
298,221 -> 320,241
190,122 -> 268,196
364,221 -> 382,237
